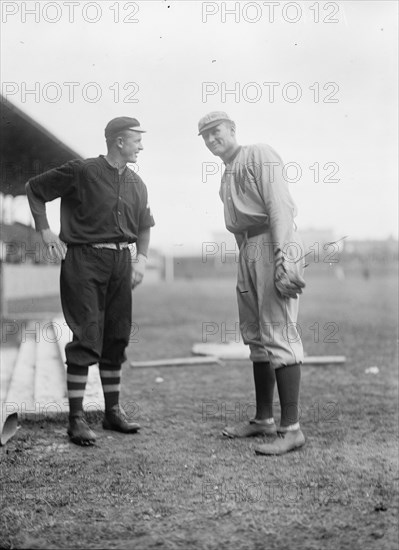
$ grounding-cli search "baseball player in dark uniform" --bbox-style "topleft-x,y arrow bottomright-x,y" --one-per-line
198,111 -> 306,455
26,117 -> 155,446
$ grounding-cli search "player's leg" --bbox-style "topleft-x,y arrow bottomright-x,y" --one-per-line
255,362 -> 305,455
222,241 -> 276,438
253,233 -> 306,455
252,232 -> 304,368
253,361 -> 276,421
276,362 -> 301,429
241,237 -> 277,422
65,364 -> 96,446
61,245 -> 109,445
99,248 -> 140,433
61,245 -> 108,367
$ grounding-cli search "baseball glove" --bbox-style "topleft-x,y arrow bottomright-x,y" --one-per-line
274,249 -> 306,299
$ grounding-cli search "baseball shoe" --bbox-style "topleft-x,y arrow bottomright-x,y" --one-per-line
67,413 -> 97,446
103,404 -> 141,433
254,429 -> 305,455
222,419 -> 277,438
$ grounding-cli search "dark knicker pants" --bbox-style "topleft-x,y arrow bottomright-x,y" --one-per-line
60,245 -> 132,367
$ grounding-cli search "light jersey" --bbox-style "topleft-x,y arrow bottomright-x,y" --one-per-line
219,143 -> 298,249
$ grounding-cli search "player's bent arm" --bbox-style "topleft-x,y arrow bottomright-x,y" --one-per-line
254,146 -> 296,253
253,146 -> 305,298
234,232 -> 245,250
131,227 -> 151,289
25,181 -> 50,232
136,227 -> 151,259
25,182 -> 67,261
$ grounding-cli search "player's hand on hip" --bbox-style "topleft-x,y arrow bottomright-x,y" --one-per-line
40,228 -> 67,261
131,253 -> 147,290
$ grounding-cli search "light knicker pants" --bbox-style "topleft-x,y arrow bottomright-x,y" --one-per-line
236,229 -> 305,369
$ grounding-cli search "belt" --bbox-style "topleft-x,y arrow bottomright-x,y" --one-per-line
91,242 -> 130,250
246,225 -> 269,238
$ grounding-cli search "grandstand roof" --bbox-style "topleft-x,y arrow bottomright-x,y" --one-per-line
0,96 -> 82,196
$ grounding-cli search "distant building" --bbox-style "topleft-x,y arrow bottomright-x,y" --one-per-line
0,97 -> 83,314
342,238 -> 398,265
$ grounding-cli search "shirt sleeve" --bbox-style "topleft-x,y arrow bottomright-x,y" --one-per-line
138,185 -> 155,231
25,181 -> 50,231
27,160 -> 80,203
251,144 -> 297,254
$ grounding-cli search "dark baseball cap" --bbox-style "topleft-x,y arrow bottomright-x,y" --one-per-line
105,116 -> 146,138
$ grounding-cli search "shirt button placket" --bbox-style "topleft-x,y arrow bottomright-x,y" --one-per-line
116,175 -> 123,231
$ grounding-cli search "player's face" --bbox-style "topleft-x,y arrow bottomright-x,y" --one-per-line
202,123 -> 236,159
120,131 -> 143,163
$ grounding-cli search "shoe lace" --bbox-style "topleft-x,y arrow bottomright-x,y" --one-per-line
76,416 -> 90,428
114,406 -> 128,421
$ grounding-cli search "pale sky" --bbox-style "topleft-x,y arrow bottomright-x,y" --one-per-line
1,0 -> 398,253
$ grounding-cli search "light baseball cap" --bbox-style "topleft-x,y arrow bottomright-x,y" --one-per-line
197,111 -> 234,136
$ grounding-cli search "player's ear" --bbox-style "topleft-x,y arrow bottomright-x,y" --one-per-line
116,136 -> 124,149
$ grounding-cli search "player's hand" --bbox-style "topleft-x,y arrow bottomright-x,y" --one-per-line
274,251 -> 305,300
40,228 -> 67,262
132,253 -> 147,289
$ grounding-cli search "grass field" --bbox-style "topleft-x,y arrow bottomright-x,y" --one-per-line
1,269 -> 398,549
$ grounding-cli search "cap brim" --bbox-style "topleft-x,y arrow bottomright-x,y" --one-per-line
198,119 -> 228,136
127,126 -> 146,133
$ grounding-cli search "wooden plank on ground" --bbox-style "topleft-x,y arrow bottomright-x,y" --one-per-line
192,342 -> 248,360
0,347 -> 19,402
192,342 -> 346,364
5,321 -> 37,416
130,356 -> 222,368
34,323 -> 67,413
303,356 -> 346,365
0,347 -> 20,445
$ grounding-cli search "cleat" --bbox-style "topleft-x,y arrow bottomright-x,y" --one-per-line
254,429 -> 305,455
222,419 -> 277,438
67,413 -> 97,446
103,405 -> 141,433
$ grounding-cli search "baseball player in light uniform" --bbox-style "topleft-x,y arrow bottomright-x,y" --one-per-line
26,117 -> 155,446
198,112 -> 306,455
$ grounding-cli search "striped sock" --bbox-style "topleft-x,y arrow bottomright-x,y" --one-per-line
99,363 -> 121,411
67,364 -> 89,417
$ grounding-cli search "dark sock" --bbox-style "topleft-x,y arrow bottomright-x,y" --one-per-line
99,363 -> 121,411
67,363 -> 89,417
253,361 -> 276,420
275,363 -> 301,427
